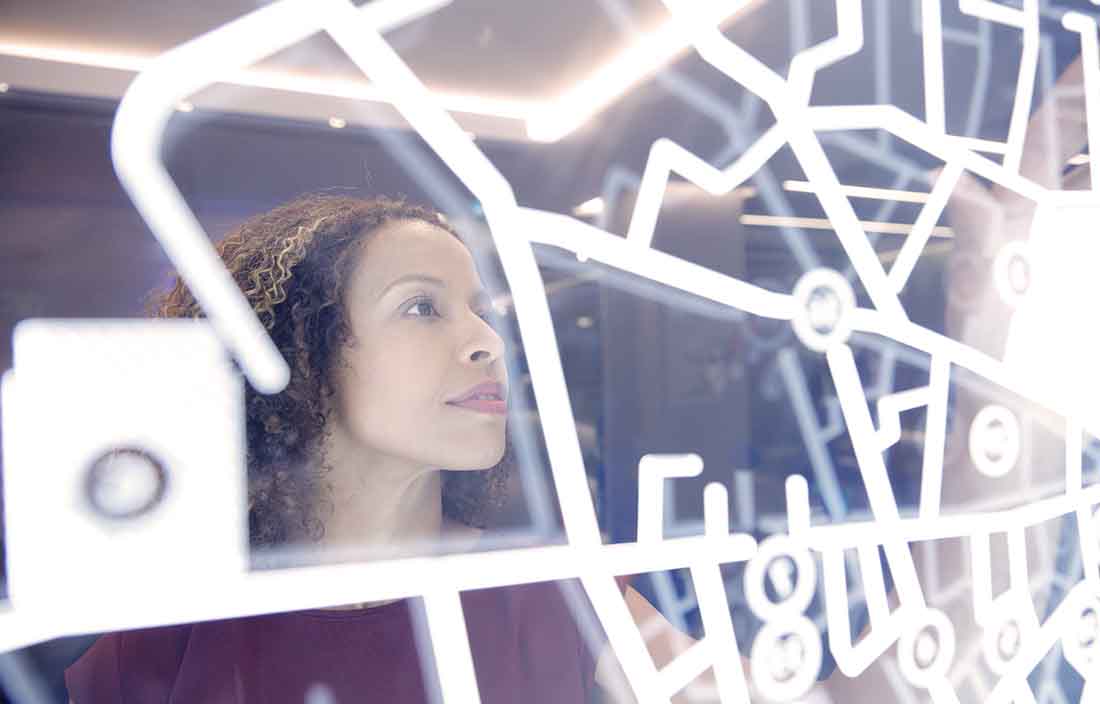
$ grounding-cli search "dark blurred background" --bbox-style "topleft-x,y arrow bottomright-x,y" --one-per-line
0,0 -> 1092,701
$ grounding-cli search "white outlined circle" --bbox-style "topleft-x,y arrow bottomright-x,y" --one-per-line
84,446 -> 169,520
993,241 -> 1031,306
898,609 -> 956,687
968,405 -> 1020,478
749,617 -> 822,702
982,611 -> 1032,676
791,269 -> 856,353
745,535 -> 816,619
1062,596 -> 1100,676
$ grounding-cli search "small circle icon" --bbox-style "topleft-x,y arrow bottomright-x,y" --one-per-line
1063,597 -> 1100,677
997,621 -> 1020,660
898,610 -> 955,687
791,270 -> 856,352
745,536 -> 816,619
769,631 -> 805,682
85,447 -> 169,520
983,608 -> 1032,675
914,629 -> 939,668
1078,607 -> 1099,650
968,405 -> 1021,478
993,241 -> 1031,306
750,619 -> 822,701
806,287 -> 842,334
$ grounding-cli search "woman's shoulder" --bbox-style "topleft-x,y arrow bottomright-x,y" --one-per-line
478,574 -> 631,630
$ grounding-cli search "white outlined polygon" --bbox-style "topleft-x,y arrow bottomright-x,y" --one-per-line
3,1 -> 1100,703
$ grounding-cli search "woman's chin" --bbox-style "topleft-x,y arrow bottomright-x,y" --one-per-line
445,444 -> 506,471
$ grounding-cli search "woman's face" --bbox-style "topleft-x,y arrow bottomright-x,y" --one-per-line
330,218 -> 509,473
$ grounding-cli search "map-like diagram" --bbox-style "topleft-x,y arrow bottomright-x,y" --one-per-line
2,1 -> 1100,703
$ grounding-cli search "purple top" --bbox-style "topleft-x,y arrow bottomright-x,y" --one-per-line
65,578 -> 617,703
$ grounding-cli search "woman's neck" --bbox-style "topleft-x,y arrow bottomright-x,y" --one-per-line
311,426 -> 485,610
318,454 -> 444,560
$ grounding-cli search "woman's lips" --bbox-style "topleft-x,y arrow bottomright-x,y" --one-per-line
446,380 -> 508,415
447,398 -> 508,415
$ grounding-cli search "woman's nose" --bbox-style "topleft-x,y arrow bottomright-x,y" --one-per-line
461,315 -> 506,365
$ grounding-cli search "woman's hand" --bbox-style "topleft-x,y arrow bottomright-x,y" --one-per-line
915,54 -> 1090,703
941,56 -> 1089,359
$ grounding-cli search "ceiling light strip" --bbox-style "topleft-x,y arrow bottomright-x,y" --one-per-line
783,179 -> 931,203
524,1 -> 760,143
1,1 -> 763,142
0,39 -> 534,120
740,214 -> 954,238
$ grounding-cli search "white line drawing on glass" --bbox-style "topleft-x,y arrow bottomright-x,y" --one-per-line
2,1 -> 1100,702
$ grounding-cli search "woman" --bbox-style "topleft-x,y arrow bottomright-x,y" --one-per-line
64,194 -> 655,703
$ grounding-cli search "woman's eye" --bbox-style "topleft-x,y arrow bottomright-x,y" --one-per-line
404,297 -> 440,318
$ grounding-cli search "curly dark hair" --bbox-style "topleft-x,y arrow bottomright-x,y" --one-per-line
149,193 -> 513,549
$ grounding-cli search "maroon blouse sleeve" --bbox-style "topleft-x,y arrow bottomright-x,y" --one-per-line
65,633 -> 122,703
517,577 -> 633,703
585,575 -> 633,694
579,620 -> 599,702
65,625 -> 193,704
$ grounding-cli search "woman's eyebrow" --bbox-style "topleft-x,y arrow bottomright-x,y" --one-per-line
379,274 -> 490,307
378,274 -> 445,299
